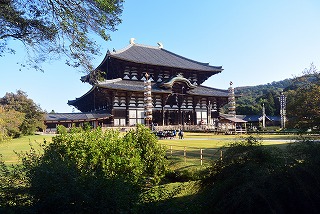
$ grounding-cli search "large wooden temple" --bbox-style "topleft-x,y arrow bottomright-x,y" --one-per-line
47,39 -> 231,130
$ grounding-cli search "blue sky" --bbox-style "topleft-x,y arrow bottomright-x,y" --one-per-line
1,0 -> 320,113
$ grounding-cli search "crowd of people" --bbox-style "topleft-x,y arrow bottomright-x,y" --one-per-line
154,129 -> 184,139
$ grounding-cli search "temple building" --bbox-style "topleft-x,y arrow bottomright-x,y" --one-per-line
46,39 -> 231,130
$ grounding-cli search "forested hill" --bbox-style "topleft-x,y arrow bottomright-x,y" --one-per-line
233,78 -> 293,116
229,63 -> 319,130
235,78 -> 292,96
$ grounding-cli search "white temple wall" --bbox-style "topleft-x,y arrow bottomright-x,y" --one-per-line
128,108 -> 144,126
196,110 -> 207,125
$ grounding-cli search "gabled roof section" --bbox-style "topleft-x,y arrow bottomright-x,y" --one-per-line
243,115 -> 273,122
94,79 -> 229,97
68,79 -> 230,110
159,74 -> 197,89
220,114 -> 247,123
45,112 -> 111,123
109,43 -> 223,72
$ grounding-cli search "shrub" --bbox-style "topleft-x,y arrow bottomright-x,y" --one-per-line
22,128 -> 143,212
123,124 -> 168,185
14,125 -> 168,212
0,155 -> 32,213
201,136 -> 320,213
56,125 -> 67,134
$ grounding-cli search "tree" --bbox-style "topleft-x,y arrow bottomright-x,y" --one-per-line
255,91 -> 279,116
0,90 -> 45,135
287,84 -> 320,130
0,106 -> 24,140
235,84 -> 285,116
286,63 -> 320,130
235,104 -> 260,115
0,0 -> 123,71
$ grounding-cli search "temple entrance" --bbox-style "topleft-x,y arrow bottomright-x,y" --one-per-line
152,109 -> 195,126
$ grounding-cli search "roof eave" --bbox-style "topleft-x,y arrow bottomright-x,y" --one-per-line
109,55 -> 223,73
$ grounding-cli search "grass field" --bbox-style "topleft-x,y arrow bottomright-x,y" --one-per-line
0,132 -> 302,165
159,132 -> 300,169
0,134 -> 53,164
0,132 -> 317,213
159,132 -> 298,150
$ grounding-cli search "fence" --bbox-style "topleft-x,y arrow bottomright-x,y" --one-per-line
165,145 -> 224,166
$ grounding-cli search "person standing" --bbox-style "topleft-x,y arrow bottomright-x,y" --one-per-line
178,129 -> 184,139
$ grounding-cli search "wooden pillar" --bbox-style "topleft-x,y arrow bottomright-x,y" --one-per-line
109,91 -> 115,127
162,106 -> 165,126
177,94 -> 185,125
93,120 -> 98,128
206,98 -> 212,126
161,94 -> 169,126
192,96 -> 200,125
125,92 -> 132,126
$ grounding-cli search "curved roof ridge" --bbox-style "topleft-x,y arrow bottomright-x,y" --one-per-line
103,42 -> 223,72
110,43 -> 134,54
97,78 -> 122,84
133,43 -> 160,49
68,85 -> 96,105
161,48 -> 220,69
111,43 -> 159,55
197,84 -> 229,92
113,43 -> 221,69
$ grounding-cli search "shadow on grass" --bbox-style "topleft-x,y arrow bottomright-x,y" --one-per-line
137,184 -> 209,214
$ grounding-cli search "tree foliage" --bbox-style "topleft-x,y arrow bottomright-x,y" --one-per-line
286,63 -> 320,130
235,80 -> 290,116
0,90 -> 45,136
286,85 -> 320,130
0,0 -> 123,71
0,106 -> 24,140
235,63 -> 320,131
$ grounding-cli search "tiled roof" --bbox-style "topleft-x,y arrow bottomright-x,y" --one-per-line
45,112 -> 111,122
220,114 -> 247,123
268,116 -> 281,122
221,114 -> 280,123
97,79 -> 229,97
109,43 -> 222,72
242,115 -> 274,122
242,115 -> 262,122
188,85 -> 229,97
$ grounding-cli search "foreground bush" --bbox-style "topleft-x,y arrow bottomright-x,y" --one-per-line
201,136 -> 320,214
123,124 -> 168,184
1,125 -> 168,213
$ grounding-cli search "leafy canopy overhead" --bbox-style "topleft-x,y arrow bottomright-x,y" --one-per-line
0,0 -> 123,71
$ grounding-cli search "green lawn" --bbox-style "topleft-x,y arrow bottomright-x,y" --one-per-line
158,133 -> 301,171
0,132 -> 300,165
0,132 -> 310,213
159,133 -> 297,149
0,134 -> 53,164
